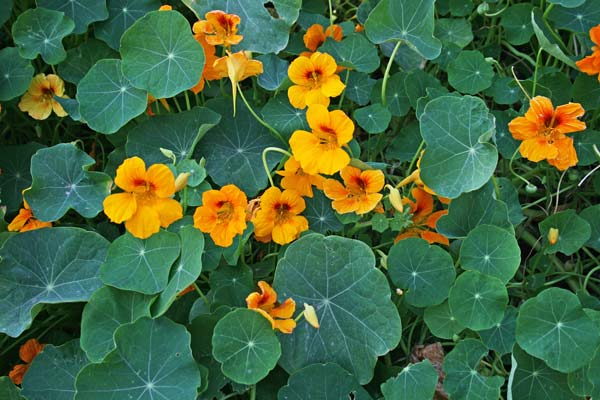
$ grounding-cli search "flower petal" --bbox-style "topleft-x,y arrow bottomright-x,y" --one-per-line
114,157 -> 146,192
103,192 -> 138,223
146,164 -> 176,198
125,205 -> 161,239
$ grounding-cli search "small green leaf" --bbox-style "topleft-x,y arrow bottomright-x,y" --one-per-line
100,230 -> 180,295
365,0 -> 441,60
386,121 -> 422,162
447,50 -> 494,94
424,301 -> 465,339
388,238 -> 456,307
539,210 -> 591,255
190,306 -> 231,359
381,360 -> 438,400
37,0 -> 109,34
212,308 -> 281,385
346,72 -> 377,106
500,4 -> 535,45
320,33 -> 380,73
448,270 -> 508,331
516,288 -> 600,373
256,54 -> 289,91
75,317 -> 201,400
21,340 -> 89,400
0,143 -> 45,213
303,190 -> 343,234
120,10 -> 205,98
11,8 -> 74,65
435,18 -> 473,48
403,68 -> 444,109
371,73 -> 411,116
0,227 -> 109,337
25,143 -> 112,221
487,77 -> 521,105
0,47 -> 34,101
209,264 -> 254,307
77,59 -> 147,134
354,104 -> 391,134
94,0 -> 160,50
58,38 -> 119,84
574,130 -> 600,166
478,306 -> 517,355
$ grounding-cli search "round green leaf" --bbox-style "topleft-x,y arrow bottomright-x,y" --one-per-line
447,50 -> 494,94
568,366 -> 593,397
435,18 -> 473,48
21,340 -> 89,400
11,8 -> 74,65
81,285 -> 154,362
0,142 -> 45,213
256,54 -> 289,91
388,238 -> 456,307
424,301 -> 465,339
120,10 -> 205,98
75,317 -> 201,400
77,59 -> 147,134
380,360 -> 438,400
420,95 -> 498,199
212,308 -> 281,385
208,264 -> 254,307
403,69 -> 444,109
460,224 -> 520,284
371,73 -> 411,117
353,103 -> 392,134
278,363 -> 371,400
346,72 -> 377,106
100,230 -> 181,295
539,210 -> 591,256
574,130 -> 600,167
516,288 -> 600,373
274,234 -> 402,384
126,107 -> 220,164
549,2 -> 600,33
0,377 -> 21,400
0,47 -> 34,101
448,270 -> 508,331
303,190 -> 343,234
478,306 -> 517,355
509,345 -> 578,400
443,339 -> 504,399
580,205 -> 600,251
58,39 -> 119,84
320,33 -> 380,73
487,76 -> 521,105
37,0 -> 109,34
365,0 -> 441,60
190,306 -> 231,359
501,4 -> 535,45
0,227 -> 109,337
386,121 -> 422,162
0,0 -> 12,26
94,0 -> 160,50
25,143 -> 112,221
261,94 -> 308,140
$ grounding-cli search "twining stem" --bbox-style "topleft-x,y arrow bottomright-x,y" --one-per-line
193,283 -> 210,305
237,84 -> 286,144
262,147 -> 292,187
328,0 -> 334,26
338,69 -> 350,109
502,41 -> 536,66
531,48 -> 543,97
509,147 -> 536,188
510,67 -> 532,101
381,40 -> 403,106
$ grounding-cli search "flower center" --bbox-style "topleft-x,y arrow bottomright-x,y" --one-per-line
305,68 -> 323,88
41,87 -> 54,101
274,202 -> 292,223
317,125 -> 338,149
217,201 -> 234,223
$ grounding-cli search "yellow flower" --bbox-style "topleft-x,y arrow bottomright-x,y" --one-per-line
8,198 -> 52,232
323,166 -> 384,214
252,187 -> 309,245
193,184 -> 248,247
103,157 -> 183,239
287,52 -> 345,109
212,50 -> 263,114
18,73 -> 68,120
246,281 -> 296,334
195,10 -> 243,47
277,156 -> 325,198
289,104 -> 353,175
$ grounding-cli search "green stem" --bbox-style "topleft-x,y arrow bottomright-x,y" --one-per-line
381,41 -> 403,106
509,148 -> 535,188
328,0 -> 334,26
237,85 -> 286,144
250,385 -> 256,400
193,283 -> 210,305
262,147 -> 292,187
184,90 -> 191,110
532,48 -> 543,97
502,42 -> 536,67
584,264 -> 600,293
338,68 -> 350,109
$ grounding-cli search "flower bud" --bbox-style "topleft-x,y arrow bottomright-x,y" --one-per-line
525,183 -> 537,193
396,288 -> 404,296
303,303 -> 320,329
174,172 -> 191,192
386,184 -> 403,213
548,227 -> 559,245
159,147 -> 177,164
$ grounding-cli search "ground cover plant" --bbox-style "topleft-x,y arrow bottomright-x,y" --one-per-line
1,0 -> 600,398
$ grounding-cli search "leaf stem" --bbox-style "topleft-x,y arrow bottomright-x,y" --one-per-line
262,147 -> 292,187
531,48 -> 543,97
237,85 -> 286,144
381,41 -> 402,106
193,283 -> 210,305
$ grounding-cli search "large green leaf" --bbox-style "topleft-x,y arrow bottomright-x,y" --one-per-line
549,2 -> 600,33
11,8 -> 74,65
539,210 -> 591,256
380,360 -> 438,400
448,270 -> 508,331
100,230 -> 181,295
424,301 -> 465,339
21,340 -> 89,400
365,0 -> 441,60
274,234 -> 402,384
0,227 -> 109,337
278,363 -> 372,400
77,59 -> 147,134
183,0 -> 301,54
419,95 -> 497,198
0,143 -> 45,213
94,0 -> 160,50
443,339 -> 504,399
212,308 -> 281,385
388,238 -> 456,307
0,47 -> 34,101
120,10 -> 205,98
435,18 -> 473,48
500,4 -> 535,45
0,377 -> 21,400
516,288 -> 600,373
81,285 -> 154,362
195,99 -> 282,197
320,33 -> 380,73
75,317 -> 201,400
126,107 -> 220,165
447,50 -> 494,94
25,143 -> 112,221
37,0 -> 109,34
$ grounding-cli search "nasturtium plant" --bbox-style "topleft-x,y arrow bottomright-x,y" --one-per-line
0,48 -> 34,101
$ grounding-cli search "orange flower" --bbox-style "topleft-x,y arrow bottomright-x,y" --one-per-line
252,187 -> 309,245
158,5 -> 172,10
103,157 -> 183,239
246,281 -> 296,334
277,156 -> 325,197
303,24 -> 343,52
395,187 -> 448,246
212,50 -> 263,114
18,73 -> 68,120
195,10 -> 243,47
146,94 -> 171,116
289,104 -> 353,175
191,27 -> 220,94
9,339 -> 45,385
508,96 -> 585,170
576,24 -> 600,80
323,166 -> 384,214
287,52 -> 345,109
8,198 -> 52,232
193,184 -> 248,247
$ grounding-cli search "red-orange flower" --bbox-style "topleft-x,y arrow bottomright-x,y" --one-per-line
246,281 -> 296,334
9,339 -> 45,385
303,24 -> 343,52
508,96 -> 585,170
191,26 -> 221,94
8,198 -> 52,232
323,166 -> 384,214
195,10 -> 243,47
395,188 -> 448,246
576,24 -> 600,80
277,156 -> 325,198
252,187 -> 309,245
